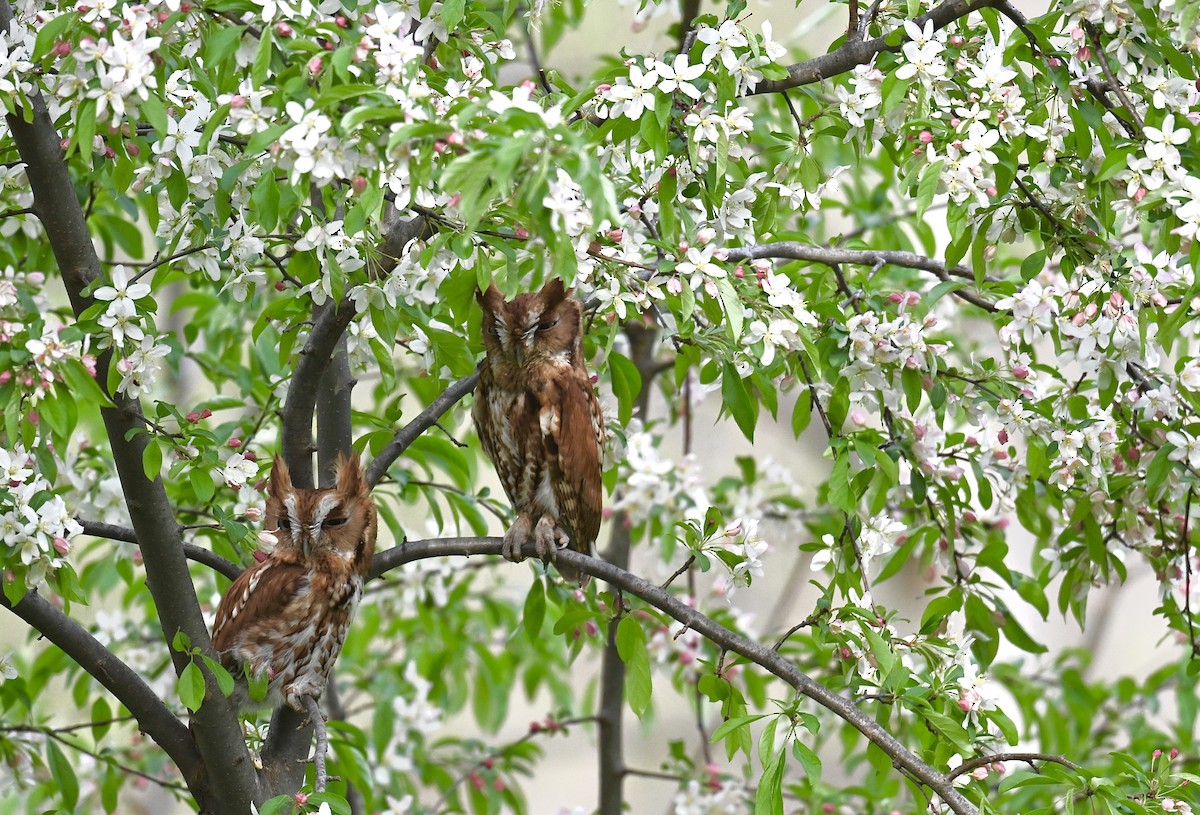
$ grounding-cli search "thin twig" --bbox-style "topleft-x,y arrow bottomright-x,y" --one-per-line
6,725 -> 189,792
430,716 -> 599,815
661,555 -> 696,589
946,752 -> 1080,781
1083,22 -> 1144,135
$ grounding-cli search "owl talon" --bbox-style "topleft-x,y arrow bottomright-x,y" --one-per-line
502,514 -> 534,563
534,515 -> 561,563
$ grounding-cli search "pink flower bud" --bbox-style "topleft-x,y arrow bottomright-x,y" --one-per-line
971,767 -> 989,781
448,193 -> 462,208
949,35 -> 965,46
889,291 -> 904,303
335,14 -> 349,27
53,537 -> 71,556
275,22 -> 292,37
245,507 -> 263,521
1047,56 -> 1062,67
514,226 -> 529,239
850,410 -> 868,426
293,793 -> 308,805
227,437 -> 242,449
919,130 -> 934,143
351,175 -> 369,194
733,267 -> 744,279
228,94 -> 247,109
55,40 -> 71,56
0,372 -> 10,385
1013,365 -> 1029,379
186,411 -> 202,423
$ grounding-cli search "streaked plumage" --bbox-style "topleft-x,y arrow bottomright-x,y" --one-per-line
473,278 -> 605,584
211,455 -> 377,710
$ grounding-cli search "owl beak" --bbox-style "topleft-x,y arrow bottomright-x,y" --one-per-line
514,345 -> 526,367
301,533 -> 312,558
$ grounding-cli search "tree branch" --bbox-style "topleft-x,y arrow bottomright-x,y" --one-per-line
0,0 -> 260,806
0,590 -> 202,792
946,752 -> 1079,781
76,518 -> 242,581
281,213 -> 429,489
751,0 -> 1001,95
365,372 -> 480,488
369,538 -> 979,815
723,242 -> 997,312
599,320 -> 659,815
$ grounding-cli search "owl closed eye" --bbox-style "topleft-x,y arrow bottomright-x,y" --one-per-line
472,278 -> 606,584
211,454 -> 378,711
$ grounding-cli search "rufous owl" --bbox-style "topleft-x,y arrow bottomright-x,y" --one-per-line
473,278 -> 605,584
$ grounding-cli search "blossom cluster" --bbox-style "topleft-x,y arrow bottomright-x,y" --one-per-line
0,446 -> 81,588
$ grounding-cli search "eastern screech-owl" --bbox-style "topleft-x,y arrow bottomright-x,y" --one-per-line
473,278 -> 605,584
211,455 -> 377,711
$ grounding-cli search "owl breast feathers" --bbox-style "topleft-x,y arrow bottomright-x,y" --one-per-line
211,455 -> 377,711
472,278 -> 606,584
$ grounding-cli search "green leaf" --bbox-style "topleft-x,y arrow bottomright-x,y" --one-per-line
191,467 -> 216,504
754,751 -> 785,815
142,439 -> 163,481
33,11 -> 75,61
523,578 -> 546,641
616,616 -> 652,717
201,654 -> 236,698
791,739 -> 822,780
721,364 -> 757,441
791,389 -> 811,437
441,0 -> 467,30
608,352 -> 643,425
1146,446 -> 1176,499
915,159 -> 943,218
178,660 -> 205,712
716,276 -> 744,339
140,92 -> 170,139
46,739 -> 80,811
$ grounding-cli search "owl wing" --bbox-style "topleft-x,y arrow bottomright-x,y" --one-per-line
211,559 -> 309,658
539,369 -> 605,554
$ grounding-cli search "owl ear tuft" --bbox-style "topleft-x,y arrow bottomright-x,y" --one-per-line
478,282 -> 504,314
336,454 -> 370,497
268,456 -> 292,500
539,277 -> 567,309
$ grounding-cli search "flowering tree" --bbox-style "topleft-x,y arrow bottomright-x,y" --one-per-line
2,0 -> 1200,813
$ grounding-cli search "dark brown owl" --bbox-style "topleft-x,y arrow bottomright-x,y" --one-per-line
473,278 -> 605,584
211,455 -> 377,712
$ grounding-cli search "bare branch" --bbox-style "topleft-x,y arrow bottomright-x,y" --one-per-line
371,538 -> 979,815
76,518 -> 242,581
365,372 -> 480,488
723,242 -> 997,312
751,0 -> 1002,95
